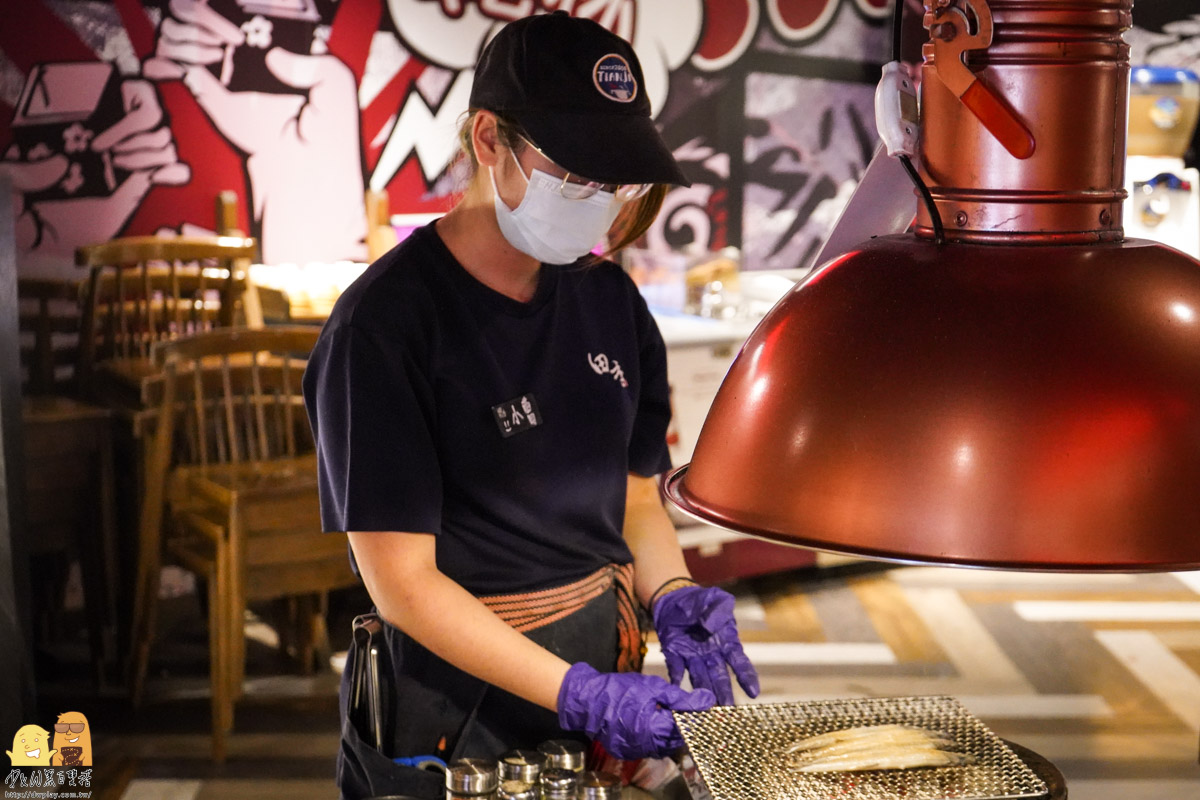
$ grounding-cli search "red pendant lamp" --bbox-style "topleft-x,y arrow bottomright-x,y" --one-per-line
664,0 -> 1200,571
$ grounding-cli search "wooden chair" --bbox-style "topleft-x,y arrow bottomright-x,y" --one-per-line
74,235 -> 259,410
17,277 -> 119,685
75,234 -> 260,665
133,326 -> 356,761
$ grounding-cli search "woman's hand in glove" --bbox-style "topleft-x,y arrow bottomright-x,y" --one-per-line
652,584 -> 760,705
557,662 -> 715,759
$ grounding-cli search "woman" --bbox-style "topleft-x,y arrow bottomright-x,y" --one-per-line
304,13 -> 759,800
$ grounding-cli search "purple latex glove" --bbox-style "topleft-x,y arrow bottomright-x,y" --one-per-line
652,585 -> 760,705
557,662 -> 715,759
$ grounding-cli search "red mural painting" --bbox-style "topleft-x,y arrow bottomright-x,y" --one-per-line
0,0 -> 885,276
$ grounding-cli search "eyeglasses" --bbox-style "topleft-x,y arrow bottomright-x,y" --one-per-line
54,723 -> 85,733
516,135 -> 652,202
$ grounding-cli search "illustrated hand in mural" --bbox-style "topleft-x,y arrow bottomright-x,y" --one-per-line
145,0 -> 367,264
1,79 -> 189,264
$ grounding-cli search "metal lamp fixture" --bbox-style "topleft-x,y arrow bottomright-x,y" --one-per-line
665,0 -> 1200,571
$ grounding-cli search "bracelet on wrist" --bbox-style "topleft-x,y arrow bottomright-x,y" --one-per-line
648,576 -> 698,610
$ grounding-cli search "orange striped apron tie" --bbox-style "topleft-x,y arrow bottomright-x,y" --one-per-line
480,563 -> 646,673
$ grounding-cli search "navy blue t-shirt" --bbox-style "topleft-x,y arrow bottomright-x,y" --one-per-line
302,222 -> 673,595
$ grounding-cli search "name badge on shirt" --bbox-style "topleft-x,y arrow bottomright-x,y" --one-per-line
492,393 -> 543,438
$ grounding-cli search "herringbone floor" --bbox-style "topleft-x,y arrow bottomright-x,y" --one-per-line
35,559 -> 1200,799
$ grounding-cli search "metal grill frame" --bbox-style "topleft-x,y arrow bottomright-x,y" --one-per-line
674,695 -> 1049,800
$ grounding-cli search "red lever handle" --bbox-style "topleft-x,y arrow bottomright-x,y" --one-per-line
960,80 -> 1036,160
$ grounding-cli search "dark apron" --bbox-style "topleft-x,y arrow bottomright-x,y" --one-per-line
336,587 -> 621,800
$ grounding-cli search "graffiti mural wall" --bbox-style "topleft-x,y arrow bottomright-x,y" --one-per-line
0,1 -> 898,278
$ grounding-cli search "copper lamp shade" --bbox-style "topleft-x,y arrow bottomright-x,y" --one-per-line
665,0 -> 1200,571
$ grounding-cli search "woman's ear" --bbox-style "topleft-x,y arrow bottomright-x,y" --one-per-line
473,111 -> 501,169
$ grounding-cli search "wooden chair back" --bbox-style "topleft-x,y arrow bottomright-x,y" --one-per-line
213,190 -> 273,326
74,236 -> 258,399
215,190 -> 244,237
147,327 -> 318,472
18,277 -> 82,396
366,188 -> 398,262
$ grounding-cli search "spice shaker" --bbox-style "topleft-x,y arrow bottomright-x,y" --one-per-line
446,758 -> 499,800
498,749 -> 544,783
537,739 -> 586,772
539,767 -> 578,800
577,771 -> 621,800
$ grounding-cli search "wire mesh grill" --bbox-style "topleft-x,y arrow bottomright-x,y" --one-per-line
673,696 -> 1049,800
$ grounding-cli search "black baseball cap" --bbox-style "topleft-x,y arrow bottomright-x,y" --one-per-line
469,12 -> 690,187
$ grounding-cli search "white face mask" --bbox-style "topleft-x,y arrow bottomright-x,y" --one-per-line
490,152 -> 622,265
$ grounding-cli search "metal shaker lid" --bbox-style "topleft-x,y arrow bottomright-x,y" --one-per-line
537,739 -> 586,771
577,770 -> 621,800
446,758 -> 499,795
499,749 -> 545,783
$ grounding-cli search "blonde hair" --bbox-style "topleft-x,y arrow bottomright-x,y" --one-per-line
455,109 -> 668,259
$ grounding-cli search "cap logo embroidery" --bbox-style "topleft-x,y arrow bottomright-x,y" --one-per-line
593,54 -> 637,103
